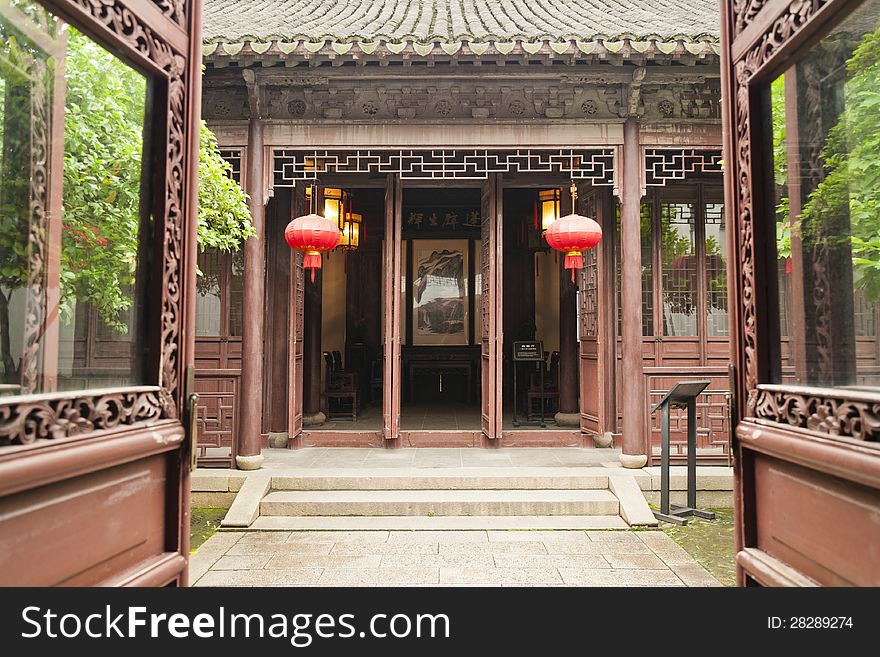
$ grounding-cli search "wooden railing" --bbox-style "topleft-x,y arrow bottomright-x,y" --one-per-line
643,366 -> 731,465
194,369 -> 240,468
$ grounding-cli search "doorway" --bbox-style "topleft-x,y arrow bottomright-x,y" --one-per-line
398,188 -> 482,432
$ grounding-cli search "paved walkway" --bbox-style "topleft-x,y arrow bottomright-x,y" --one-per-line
190,529 -> 721,587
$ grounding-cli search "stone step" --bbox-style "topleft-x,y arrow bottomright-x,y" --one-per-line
260,489 -> 619,517
269,468 -> 609,491
245,515 -> 629,531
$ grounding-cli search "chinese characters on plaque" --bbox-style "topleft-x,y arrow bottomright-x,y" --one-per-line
406,209 -> 481,232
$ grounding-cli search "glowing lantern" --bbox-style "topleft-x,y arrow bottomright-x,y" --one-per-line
285,213 -> 341,282
538,189 -> 561,231
544,185 -> 602,281
339,211 -> 361,250
322,187 -> 347,230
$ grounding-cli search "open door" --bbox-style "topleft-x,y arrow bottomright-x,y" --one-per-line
383,175 -> 403,440
721,0 -> 880,585
287,184 -> 307,443
0,0 -> 201,585
480,174 -> 503,440
577,186 -> 614,438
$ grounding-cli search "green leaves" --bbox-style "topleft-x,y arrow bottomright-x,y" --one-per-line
197,121 -> 254,252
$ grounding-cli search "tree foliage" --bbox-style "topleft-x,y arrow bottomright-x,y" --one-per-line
803,25 -> 880,300
774,24 -> 880,299
0,26 -> 253,377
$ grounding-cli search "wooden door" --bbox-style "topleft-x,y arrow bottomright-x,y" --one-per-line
721,0 -> 880,585
383,175 -> 403,440
287,185 -> 307,442
480,174 -> 503,440
578,186 -> 613,438
0,0 -> 201,585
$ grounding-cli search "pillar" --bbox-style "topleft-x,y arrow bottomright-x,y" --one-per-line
619,118 -> 648,468
302,269 -> 325,425
236,118 -> 266,470
556,260 -> 580,426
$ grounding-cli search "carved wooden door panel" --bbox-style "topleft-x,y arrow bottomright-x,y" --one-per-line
480,174 -> 503,440
577,186 -> 608,438
0,0 -> 201,585
722,0 -> 880,586
383,175 -> 403,440
287,185 -> 307,442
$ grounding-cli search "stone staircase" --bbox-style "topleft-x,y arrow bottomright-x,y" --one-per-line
219,469 -> 657,530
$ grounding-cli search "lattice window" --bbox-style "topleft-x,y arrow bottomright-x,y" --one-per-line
705,202 -> 729,337
660,203 -> 698,337
644,148 -> 723,186
616,202 -> 654,337
219,148 -> 243,184
580,250 -> 599,339
273,149 -> 616,183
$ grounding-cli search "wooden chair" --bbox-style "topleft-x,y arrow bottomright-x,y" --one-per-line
526,351 -> 559,419
323,352 -> 358,421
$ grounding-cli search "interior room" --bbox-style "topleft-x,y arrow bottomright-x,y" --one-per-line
398,187 -> 482,431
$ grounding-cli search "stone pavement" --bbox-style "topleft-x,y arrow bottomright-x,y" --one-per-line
190,529 -> 721,587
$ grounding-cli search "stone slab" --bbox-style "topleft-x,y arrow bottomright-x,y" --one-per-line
222,475 -> 270,528
248,515 -> 628,531
609,475 -> 659,526
260,488 -> 619,517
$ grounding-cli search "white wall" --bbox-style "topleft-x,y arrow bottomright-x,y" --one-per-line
321,251 -> 347,360
534,251 -> 560,354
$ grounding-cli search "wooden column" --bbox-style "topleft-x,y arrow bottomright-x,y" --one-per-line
236,118 -> 266,469
619,118 -> 648,467
302,269 -> 324,423
556,248 -> 580,425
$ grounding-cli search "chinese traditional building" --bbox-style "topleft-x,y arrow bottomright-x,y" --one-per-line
197,0 -> 732,470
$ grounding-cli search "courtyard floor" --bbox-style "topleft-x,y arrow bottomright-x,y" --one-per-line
189,527 -> 722,587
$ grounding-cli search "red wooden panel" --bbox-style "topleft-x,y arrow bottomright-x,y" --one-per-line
753,453 -> 880,586
644,368 -> 731,464
194,372 -> 239,464
0,452 -> 172,586
288,186 -> 307,442
382,175 -> 402,440
480,174 -> 503,440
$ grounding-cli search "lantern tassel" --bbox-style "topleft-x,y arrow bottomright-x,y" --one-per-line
564,252 -> 584,283
304,253 -> 322,283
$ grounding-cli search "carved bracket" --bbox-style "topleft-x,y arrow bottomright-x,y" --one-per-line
754,386 -> 880,442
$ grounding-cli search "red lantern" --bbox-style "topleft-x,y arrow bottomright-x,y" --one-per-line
285,213 -> 340,282
545,213 -> 602,282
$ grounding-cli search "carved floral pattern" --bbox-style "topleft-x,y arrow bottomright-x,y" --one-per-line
0,389 -> 164,446
20,59 -> 50,395
754,388 -> 880,441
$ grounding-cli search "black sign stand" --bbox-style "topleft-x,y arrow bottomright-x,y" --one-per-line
512,341 -> 545,427
651,380 -> 717,526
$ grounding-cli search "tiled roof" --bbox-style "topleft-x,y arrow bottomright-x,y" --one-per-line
203,0 -> 721,59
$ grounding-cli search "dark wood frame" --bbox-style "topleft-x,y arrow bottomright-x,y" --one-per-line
722,0 -> 880,585
0,0 -> 200,585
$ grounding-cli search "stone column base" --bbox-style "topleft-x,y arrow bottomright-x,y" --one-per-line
302,411 -> 326,427
267,431 -> 289,448
592,431 -> 614,448
235,453 -> 264,471
619,453 -> 648,469
554,412 -> 580,427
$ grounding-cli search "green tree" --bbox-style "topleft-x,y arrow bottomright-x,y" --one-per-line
802,24 -> 880,300
0,26 -> 253,379
774,24 -> 880,299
